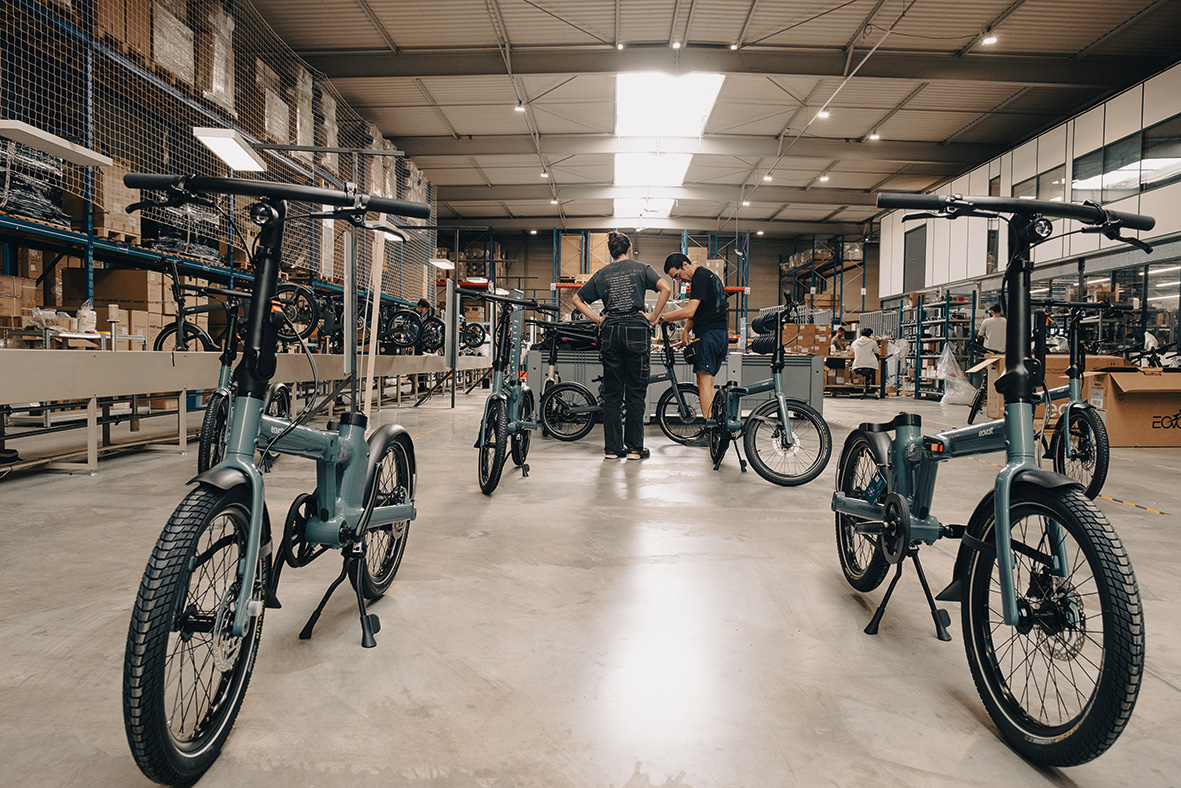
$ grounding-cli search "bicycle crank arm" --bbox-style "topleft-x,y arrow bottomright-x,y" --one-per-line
832,492 -> 886,522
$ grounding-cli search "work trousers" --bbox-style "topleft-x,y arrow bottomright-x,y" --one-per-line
599,320 -> 651,454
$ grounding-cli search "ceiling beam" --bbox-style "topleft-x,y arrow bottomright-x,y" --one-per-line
303,47 -> 1147,88
438,183 -> 878,205
395,134 -> 998,165
440,216 -> 868,236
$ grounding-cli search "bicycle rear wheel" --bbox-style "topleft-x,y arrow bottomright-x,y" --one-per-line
539,382 -> 596,442
1052,407 -> 1109,500
961,486 -> 1144,765
708,395 -> 731,466
478,398 -> 508,494
420,317 -> 445,352
834,434 -> 890,592
511,391 -> 534,466
273,283 -> 320,341
123,484 -> 266,785
742,399 -> 831,486
197,390 -> 229,473
154,322 -> 216,352
656,383 -> 705,445
461,322 -> 486,349
353,437 -> 412,599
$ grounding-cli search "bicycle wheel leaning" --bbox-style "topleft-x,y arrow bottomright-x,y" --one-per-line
273,283 -> 320,341
154,322 -> 217,352
1051,407 -> 1109,500
461,322 -> 486,349
197,390 -> 230,473
967,380 -> 987,425
743,399 -> 832,486
384,309 -> 421,348
420,316 -> 446,352
539,382 -> 596,442
511,390 -> 534,466
961,486 -> 1144,766
352,437 -> 412,600
123,484 -> 266,785
834,433 -> 890,592
656,383 -> 705,445
478,398 -> 508,494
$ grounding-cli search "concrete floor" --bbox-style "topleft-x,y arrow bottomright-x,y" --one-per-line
2,392 -> 1179,788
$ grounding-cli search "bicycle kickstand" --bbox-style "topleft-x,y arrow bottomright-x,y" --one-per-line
299,541 -> 381,648
733,435 -> 749,473
911,549 -> 952,641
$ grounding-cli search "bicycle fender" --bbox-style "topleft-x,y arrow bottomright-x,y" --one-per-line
937,472 -> 1083,603
838,428 -> 891,477
189,465 -> 250,490
365,424 -> 416,500
474,393 -> 508,449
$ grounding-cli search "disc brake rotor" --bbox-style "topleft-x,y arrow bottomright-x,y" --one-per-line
211,583 -> 243,672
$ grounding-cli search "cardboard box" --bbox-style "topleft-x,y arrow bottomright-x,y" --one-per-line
984,354 -> 1124,422
125,0 -> 152,58
16,248 -> 43,279
1088,369 -> 1181,447
62,268 -> 164,309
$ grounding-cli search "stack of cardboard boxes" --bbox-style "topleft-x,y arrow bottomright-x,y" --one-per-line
779,323 -> 833,356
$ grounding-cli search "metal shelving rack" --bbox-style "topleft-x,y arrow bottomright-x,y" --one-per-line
898,292 -> 978,400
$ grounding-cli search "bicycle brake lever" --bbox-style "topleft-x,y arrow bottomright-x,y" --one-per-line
902,211 -> 948,222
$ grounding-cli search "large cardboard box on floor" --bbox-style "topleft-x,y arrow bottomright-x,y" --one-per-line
1088,368 -> 1181,447
984,353 -> 1123,422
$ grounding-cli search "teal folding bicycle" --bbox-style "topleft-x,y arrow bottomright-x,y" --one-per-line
120,175 -> 430,786
832,192 -> 1150,766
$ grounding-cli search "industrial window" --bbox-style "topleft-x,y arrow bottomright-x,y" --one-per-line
1142,114 -> 1181,191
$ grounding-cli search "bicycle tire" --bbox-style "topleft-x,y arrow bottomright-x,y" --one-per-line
967,381 -> 987,425
384,309 -> 422,348
196,390 -> 230,473
461,322 -> 486,349
153,322 -> 216,352
352,436 -> 412,599
478,398 -> 508,495
708,394 -> 731,466
1052,407 -> 1109,500
656,383 -> 705,445
540,379 -> 555,437
273,283 -> 320,341
961,485 -> 1144,766
834,434 -> 890,592
742,399 -> 832,486
539,382 -> 596,442
511,391 -> 534,466
123,484 -> 266,785
420,316 -> 445,352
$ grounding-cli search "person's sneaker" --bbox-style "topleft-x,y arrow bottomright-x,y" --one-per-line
626,447 -> 651,461
604,450 -> 626,460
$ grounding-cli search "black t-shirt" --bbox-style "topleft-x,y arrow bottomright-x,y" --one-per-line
576,258 -> 661,323
689,267 -> 728,333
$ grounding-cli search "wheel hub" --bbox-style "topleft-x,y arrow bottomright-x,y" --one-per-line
211,584 -> 243,672
1025,571 -> 1086,660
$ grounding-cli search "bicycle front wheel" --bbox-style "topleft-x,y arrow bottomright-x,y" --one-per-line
353,437 -> 412,599
478,398 -> 508,494
1052,407 -> 1109,500
743,399 -> 832,486
539,382 -> 596,442
461,322 -> 486,349
511,390 -> 534,466
197,390 -> 230,473
420,317 -> 445,352
154,322 -> 216,352
708,395 -> 731,466
123,484 -> 266,785
656,383 -> 705,445
961,486 -> 1144,766
834,433 -> 889,592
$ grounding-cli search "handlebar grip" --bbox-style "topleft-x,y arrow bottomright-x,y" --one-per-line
365,195 -> 432,220
124,174 -> 183,191
876,193 -> 947,210
1106,207 -> 1155,232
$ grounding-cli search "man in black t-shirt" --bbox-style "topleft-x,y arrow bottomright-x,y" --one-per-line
661,253 -> 729,423
572,232 -> 671,460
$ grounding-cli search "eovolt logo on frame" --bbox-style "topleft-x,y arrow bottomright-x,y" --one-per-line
1151,409 -> 1181,429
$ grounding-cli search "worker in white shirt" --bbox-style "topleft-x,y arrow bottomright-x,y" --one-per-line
850,327 -> 881,398
977,303 -> 1006,353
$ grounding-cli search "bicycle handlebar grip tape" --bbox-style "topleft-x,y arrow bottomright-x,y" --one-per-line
124,174 -> 431,220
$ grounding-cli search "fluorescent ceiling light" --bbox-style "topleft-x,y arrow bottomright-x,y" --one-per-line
193,127 -> 266,171
613,153 -> 692,187
428,257 -> 455,270
1152,280 -> 1181,288
982,35 -> 998,45
515,102 -> 525,112
816,110 -> 830,119
742,200 -> 750,206
1030,288 -> 1050,294
1148,294 -> 1178,301
819,174 -> 829,182
530,229 -> 538,234
763,174 -> 772,181
0,119 -> 113,167
613,198 -> 674,219
1149,266 -> 1181,276
868,132 -> 880,140
615,73 -> 724,138
756,230 -> 764,236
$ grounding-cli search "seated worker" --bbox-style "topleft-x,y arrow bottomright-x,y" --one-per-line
827,329 -> 850,370
850,327 -> 881,394
660,252 -> 729,424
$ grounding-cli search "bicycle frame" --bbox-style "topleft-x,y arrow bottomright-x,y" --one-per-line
718,308 -> 797,444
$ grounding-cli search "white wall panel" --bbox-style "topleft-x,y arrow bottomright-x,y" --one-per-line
1140,181 -> 1181,240
1037,126 -> 1068,171
1012,139 -> 1038,184
1143,64 -> 1181,126
1073,106 -> 1105,158
930,185 -> 949,286
999,152 -> 1013,198
948,175 -> 970,282
966,166 -> 990,278
1104,86 -> 1143,142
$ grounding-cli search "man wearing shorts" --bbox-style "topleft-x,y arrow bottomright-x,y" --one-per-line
660,253 -> 729,423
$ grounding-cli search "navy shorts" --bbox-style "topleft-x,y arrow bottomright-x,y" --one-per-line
695,328 -> 728,376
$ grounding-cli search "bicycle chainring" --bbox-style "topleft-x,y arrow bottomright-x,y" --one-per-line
282,492 -> 319,568
880,492 -> 912,564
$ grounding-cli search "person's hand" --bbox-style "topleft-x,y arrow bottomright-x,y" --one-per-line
678,333 -> 691,348
647,312 -> 660,327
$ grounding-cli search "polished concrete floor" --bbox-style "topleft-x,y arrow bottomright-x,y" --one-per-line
2,391 -> 1179,788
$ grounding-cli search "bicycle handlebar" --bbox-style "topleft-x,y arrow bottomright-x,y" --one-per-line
1030,298 -> 1137,312
456,287 -> 559,313
124,174 -> 432,220
876,192 -> 1154,231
